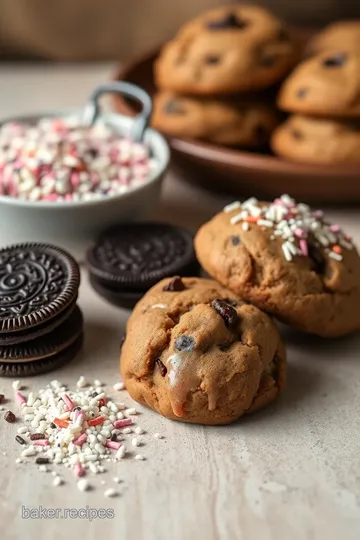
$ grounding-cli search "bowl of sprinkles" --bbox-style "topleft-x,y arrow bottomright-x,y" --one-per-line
0,82 -> 170,254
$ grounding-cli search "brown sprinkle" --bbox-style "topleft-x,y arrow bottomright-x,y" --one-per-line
35,457 -> 50,465
110,433 -> 118,442
15,435 -> 26,445
0,394 -> 5,404
30,433 -> 46,441
4,411 -> 16,423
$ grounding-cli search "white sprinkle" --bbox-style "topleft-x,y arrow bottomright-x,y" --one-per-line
150,304 -> 166,310
153,433 -> 163,440
328,251 -> 343,261
134,454 -> 145,461
113,477 -> 121,483
15,458 -> 22,464
224,201 -> 241,213
230,213 -> 244,225
53,476 -> 63,487
242,222 -> 249,231
257,219 -> 273,228
134,426 -> 144,435
17,426 -> 28,435
94,380 -> 103,387
104,488 -> 117,498
39,465 -> 48,473
125,408 -> 137,415
76,376 -> 87,388
282,244 -> 292,262
116,446 -> 126,460
132,437 -> 140,447
122,427 -> 132,434
113,382 -> 125,391
12,380 -> 22,391
77,479 -> 90,492
21,447 -> 36,457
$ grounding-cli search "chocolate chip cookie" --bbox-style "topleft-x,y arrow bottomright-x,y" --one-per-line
271,115 -> 360,164
195,196 -> 360,337
152,92 -> 279,147
307,21 -> 360,56
155,5 -> 297,94
278,50 -> 360,117
121,277 -> 286,425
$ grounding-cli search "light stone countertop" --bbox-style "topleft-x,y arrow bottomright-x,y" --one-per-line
0,64 -> 359,540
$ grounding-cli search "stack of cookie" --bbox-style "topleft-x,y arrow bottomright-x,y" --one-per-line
152,4 -> 298,149
0,243 -> 83,377
272,21 -> 360,164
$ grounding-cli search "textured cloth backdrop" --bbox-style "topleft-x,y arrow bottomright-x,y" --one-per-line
0,0 -> 358,60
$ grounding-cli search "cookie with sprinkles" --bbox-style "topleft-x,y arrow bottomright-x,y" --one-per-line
195,195 -> 360,337
121,277 -> 286,425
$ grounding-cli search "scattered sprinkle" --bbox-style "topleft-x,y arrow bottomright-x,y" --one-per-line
39,465 -> 48,473
15,435 -> 26,445
53,476 -> 64,487
125,408 -> 137,416
77,479 -> 90,492
4,411 -> 16,423
134,426 -> 144,435
134,454 -> 145,461
132,438 -> 140,447
104,488 -> 118,498
12,380 -> 22,391
153,433 -> 163,440
113,382 -> 125,391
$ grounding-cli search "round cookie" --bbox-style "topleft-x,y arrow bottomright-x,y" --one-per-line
155,5 -> 297,94
278,50 -> 360,118
121,277 -> 286,425
271,115 -> 360,164
195,196 -> 360,337
307,21 -> 360,56
152,92 -> 279,147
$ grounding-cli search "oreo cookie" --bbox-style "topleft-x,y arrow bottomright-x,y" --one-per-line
0,242 -> 82,376
86,223 -> 199,308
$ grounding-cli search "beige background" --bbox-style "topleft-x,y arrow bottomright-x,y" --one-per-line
0,0 -> 359,61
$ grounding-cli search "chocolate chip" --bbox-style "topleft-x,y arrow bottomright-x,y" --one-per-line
260,55 -> 277,67
322,53 -> 347,68
110,433 -> 118,442
4,411 -> 16,423
291,129 -> 304,140
50,422 -> 56,429
231,235 -> 241,246
15,435 -> 26,445
30,433 -> 46,441
308,242 -> 325,274
163,100 -> 185,115
278,28 -> 290,41
205,55 -> 221,65
211,299 -> 239,328
156,358 -> 168,377
207,13 -> 249,30
35,457 -> 50,465
175,335 -> 195,352
297,88 -> 308,99
163,276 -> 185,292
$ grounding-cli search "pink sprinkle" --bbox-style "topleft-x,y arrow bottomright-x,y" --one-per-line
72,408 -> 80,422
42,193 -> 58,202
33,439 -> 50,447
113,418 -> 133,429
74,433 -> 88,447
74,462 -> 85,477
314,210 -> 324,219
15,392 -> 26,406
274,198 -> 284,206
294,228 -> 306,238
70,173 -> 80,189
329,224 -> 340,233
106,440 -> 121,451
62,394 -> 74,411
299,239 -> 308,256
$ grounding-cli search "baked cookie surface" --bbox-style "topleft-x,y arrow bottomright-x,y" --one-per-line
307,21 -> 360,56
195,196 -> 360,337
121,277 -> 286,425
155,5 -> 297,94
271,115 -> 360,164
278,50 -> 360,117
152,92 -> 279,147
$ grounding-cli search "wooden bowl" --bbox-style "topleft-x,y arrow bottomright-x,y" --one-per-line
112,48 -> 360,203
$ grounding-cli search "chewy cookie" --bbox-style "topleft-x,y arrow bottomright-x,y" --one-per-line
195,196 -> 360,337
152,92 -> 279,147
278,50 -> 360,118
121,277 -> 286,425
86,223 -> 198,309
307,21 -> 360,56
0,243 -> 83,376
155,5 -> 297,95
271,115 -> 360,164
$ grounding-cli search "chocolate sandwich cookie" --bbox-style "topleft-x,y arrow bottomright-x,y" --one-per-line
0,242 -> 82,376
86,223 -> 199,308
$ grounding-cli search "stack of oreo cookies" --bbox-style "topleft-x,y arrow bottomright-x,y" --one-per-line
86,223 -> 199,308
0,243 -> 83,377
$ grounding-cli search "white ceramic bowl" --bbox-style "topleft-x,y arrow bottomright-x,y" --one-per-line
0,105 -> 170,258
